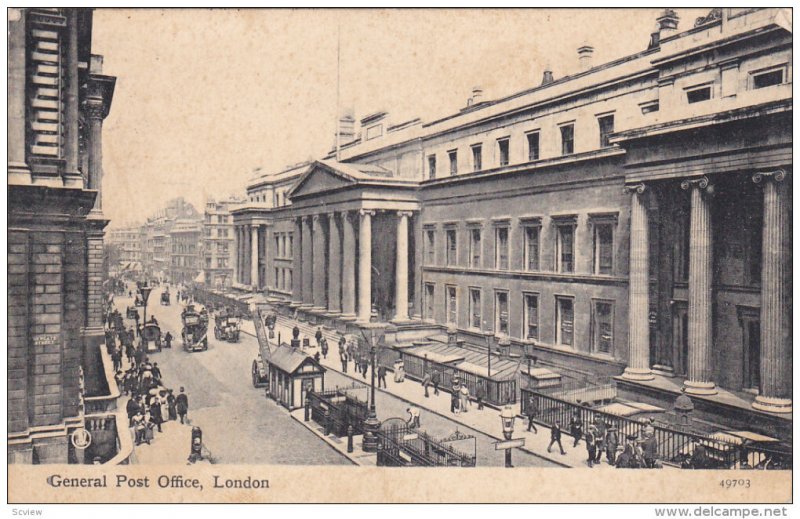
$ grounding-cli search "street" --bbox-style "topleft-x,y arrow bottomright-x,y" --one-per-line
116,285 -> 350,465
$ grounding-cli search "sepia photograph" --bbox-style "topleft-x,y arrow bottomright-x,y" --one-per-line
5,6 -> 794,507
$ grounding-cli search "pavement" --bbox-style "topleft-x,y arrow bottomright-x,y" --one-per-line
264,313 -> 630,470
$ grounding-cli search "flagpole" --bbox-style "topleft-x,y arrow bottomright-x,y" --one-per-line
335,22 -> 341,162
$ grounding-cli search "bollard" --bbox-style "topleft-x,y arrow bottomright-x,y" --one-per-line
324,408 -> 332,436
347,425 -> 354,453
376,439 -> 383,466
304,399 -> 310,422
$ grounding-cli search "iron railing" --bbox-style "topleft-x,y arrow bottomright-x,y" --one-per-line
307,388 -> 370,437
376,423 -> 476,467
521,388 -> 792,470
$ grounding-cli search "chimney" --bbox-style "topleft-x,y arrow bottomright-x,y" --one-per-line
541,67 -> 554,86
90,54 -> 103,74
471,86 -> 483,104
337,108 -> 355,144
577,42 -> 594,71
656,9 -> 680,39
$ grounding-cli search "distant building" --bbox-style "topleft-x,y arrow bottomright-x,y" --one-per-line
107,226 -> 142,274
170,218 -> 202,285
138,197 -> 200,282
201,196 -> 241,288
8,8 -> 116,463
233,9 -> 792,436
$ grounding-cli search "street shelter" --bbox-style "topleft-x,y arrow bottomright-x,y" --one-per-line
267,344 -> 326,410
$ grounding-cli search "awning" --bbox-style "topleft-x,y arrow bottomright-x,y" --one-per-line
194,271 -> 205,284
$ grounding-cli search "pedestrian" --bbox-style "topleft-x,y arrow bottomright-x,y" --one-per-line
315,327 -> 323,348
431,370 -> 441,396
112,348 -> 122,372
321,338 -> 329,359
151,362 -> 162,383
314,351 -> 321,363
593,416 -> 606,464
340,350 -> 348,373
526,395 -> 539,433
150,398 -> 163,433
459,384 -> 470,413
176,387 -> 189,424
132,412 -> 147,445
407,406 -> 421,429
338,335 -> 346,355
642,431 -> 658,468
126,395 -> 141,426
361,357 -> 368,380
569,410 -> 583,447
377,365 -> 387,388
642,417 -> 656,438
547,420 -> 567,455
586,425 -> 597,468
450,389 -> 460,414
606,425 -> 619,465
422,372 -> 431,398
167,389 -> 177,421
475,381 -> 485,410
164,331 -> 173,349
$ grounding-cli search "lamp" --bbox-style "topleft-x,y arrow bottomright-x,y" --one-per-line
140,283 -> 152,335
500,405 -> 516,468
361,326 -> 382,453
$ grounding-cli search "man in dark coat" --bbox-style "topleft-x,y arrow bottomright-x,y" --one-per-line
176,387 -> 189,424
569,411 -> 584,447
431,370 -> 441,396
547,420 -> 567,455
526,395 -> 539,433
126,396 -> 141,426
315,327 -> 323,347
642,432 -> 658,468
422,372 -> 431,398
585,425 -> 597,468
150,398 -> 163,432
292,325 -> 300,340
606,425 -> 619,465
340,350 -> 348,373
475,381 -> 486,410
377,365 -> 387,388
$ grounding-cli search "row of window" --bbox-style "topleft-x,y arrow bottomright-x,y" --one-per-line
274,267 -> 293,292
424,284 -> 615,355
425,215 -> 616,275
204,257 -> 229,268
274,232 -> 294,259
205,215 -> 231,224
685,64 -> 788,105
426,115 -> 614,179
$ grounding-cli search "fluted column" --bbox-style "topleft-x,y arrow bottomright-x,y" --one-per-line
86,98 -> 105,214
394,211 -> 412,321
251,224 -> 260,290
327,213 -> 342,313
341,211 -> 357,318
752,171 -> 791,413
358,210 -> 375,322
233,225 -> 240,284
682,176 -> 716,395
301,216 -> 313,306
291,218 -> 303,304
63,9 -> 80,185
311,215 -> 327,309
622,184 -> 653,380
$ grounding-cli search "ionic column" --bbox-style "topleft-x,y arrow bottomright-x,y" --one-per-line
251,224 -> 260,290
357,210 -> 375,322
291,218 -> 303,304
312,215 -> 327,309
394,211 -> 412,321
63,9 -> 81,186
622,184 -> 654,381
232,226 -> 239,284
327,213 -> 342,314
682,176 -> 716,395
341,211 -> 357,318
301,216 -> 313,306
85,97 -> 106,214
752,170 -> 791,413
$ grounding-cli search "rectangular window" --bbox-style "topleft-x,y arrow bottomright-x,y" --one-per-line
524,226 -> 540,271
424,284 -> 435,321
640,100 -> 659,114
471,144 -> 482,172
448,150 -> 458,176
287,269 -> 292,291
469,288 -> 482,330
598,114 -> 615,148
275,267 -> 280,287
495,291 -> 509,336
428,154 -> 437,179
593,223 -> 614,275
556,296 -> 574,347
446,285 -> 457,325
592,300 -> 614,354
527,131 -> 540,161
469,228 -> 481,268
560,124 -> 574,155
686,84 -> 712,104
556,224 -> 575,273
425,229 -> 436,265
495,226 -> 509,270
288,234 -> 293,256
752,67 -> 785,89
497,137 -> 510,166
275,235 -> 280,256
523,293 -> 539,340
446,229 -> 457,266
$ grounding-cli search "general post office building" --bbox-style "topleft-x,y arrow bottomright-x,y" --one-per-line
232,9 -> 792,429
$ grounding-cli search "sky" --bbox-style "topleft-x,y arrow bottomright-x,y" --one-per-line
93,8 -> 709,228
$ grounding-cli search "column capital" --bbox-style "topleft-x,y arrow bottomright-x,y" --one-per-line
359,209 -> 376,217
312,214 -> 322,223
397,210 -> 414,218
680,175 -> 711,191
752,169 -> 787,185
84,97 -> 106,121
623,183 -> 646,195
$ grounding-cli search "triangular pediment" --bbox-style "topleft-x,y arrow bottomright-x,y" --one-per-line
289,162 -> 358,199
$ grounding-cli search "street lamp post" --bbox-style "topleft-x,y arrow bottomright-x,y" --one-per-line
500,405 -> 516,468
361,326 -> 381,453
140,282 -> 152,333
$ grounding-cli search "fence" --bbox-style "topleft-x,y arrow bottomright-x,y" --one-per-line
521,388 -> 792,470
397,350 -> 516,406
192,287 -> 251,318
307,388 -> 370,437
376,423 -> 476,467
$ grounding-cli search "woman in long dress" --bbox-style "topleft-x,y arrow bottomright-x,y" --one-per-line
459,384 -> 470,413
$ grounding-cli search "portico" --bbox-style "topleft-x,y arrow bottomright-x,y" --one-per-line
231,208 -> 271,291
286,160 -> 421,326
